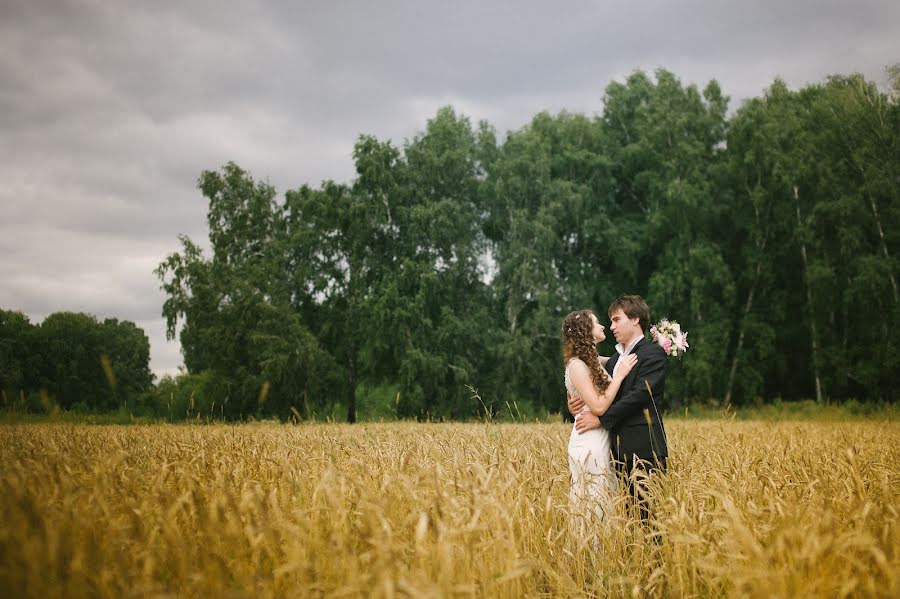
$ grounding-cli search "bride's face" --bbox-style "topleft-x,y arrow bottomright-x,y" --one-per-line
590,313 -> 606,343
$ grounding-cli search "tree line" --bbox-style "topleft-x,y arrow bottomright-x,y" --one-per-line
149,67 -> 899,421
0,310 -> 153,412
4,67 -> 897,421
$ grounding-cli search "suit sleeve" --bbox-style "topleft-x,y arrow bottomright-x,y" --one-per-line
599,345 -> 666,430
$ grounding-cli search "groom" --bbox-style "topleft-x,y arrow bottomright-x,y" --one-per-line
568,295 -> 669,519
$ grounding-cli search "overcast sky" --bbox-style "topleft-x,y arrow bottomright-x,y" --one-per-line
2,0 -> 898,380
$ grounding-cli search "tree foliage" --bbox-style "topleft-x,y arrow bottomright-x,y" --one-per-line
0,309 -> 152,411
8,68 -> 895,418
142,66 -> 900,419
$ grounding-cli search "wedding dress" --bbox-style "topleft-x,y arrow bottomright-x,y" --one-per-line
565,358 -> 616,522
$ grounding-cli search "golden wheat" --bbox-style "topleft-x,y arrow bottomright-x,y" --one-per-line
0,421 -> 897,597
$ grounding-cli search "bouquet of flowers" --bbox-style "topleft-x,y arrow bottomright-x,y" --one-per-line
650,319 -> 689,357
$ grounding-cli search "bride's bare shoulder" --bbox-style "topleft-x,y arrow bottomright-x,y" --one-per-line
566,357 -> 590,372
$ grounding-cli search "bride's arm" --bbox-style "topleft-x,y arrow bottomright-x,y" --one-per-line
569,355 -> 638,416
598,356 -> 610,367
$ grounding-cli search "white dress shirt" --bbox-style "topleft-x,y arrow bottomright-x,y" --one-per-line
612,334 -> 644,379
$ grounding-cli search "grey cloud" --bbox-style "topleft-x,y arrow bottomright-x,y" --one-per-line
1,225 -> 164,315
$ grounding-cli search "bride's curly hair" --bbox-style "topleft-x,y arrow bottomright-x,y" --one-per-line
562,309 -> 610,395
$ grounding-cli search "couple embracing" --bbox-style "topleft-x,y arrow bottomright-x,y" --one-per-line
562,295 -> 669,523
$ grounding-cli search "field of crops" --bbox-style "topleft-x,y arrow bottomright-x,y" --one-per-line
1,420 -> 898,597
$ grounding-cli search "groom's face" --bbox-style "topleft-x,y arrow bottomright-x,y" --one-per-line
609,309 -> 640,345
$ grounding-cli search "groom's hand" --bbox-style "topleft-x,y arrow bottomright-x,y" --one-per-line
574,412 -> 600,434
567,393 -> 585,416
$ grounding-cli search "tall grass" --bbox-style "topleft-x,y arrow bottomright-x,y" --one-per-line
1,421 -> 897,597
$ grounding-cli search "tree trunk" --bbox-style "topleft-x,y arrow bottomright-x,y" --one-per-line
848,155 -> 898,304
346,349 -> 357,424
867,193 -> 899,303
347,253 -> 360,423
724,259 -> 761,408
794,185 -> 824,404
382,192 -> 393,227
724,186 -> 771,408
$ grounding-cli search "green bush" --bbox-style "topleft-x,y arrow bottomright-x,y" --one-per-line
135,371 -> 215,421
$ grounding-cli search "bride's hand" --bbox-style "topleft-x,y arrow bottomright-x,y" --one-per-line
615,354 -> 638,380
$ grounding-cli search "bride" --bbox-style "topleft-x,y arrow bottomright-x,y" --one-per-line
562,309 -> 637,522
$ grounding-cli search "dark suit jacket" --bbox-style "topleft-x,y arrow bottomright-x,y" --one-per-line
600,337 -> 669,466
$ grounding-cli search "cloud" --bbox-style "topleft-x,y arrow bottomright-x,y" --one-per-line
0,224 -> 164,318
2,0 -> 898,379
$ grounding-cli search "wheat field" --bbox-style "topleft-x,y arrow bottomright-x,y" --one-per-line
1,420 -> 898,598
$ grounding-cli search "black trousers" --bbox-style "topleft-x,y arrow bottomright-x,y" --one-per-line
615,453 -> 667,522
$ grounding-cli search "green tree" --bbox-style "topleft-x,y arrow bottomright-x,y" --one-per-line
602,69 -> 734,402
0,310 -> 34,405
387,107 -> 493,419
152,67 -> 899,417
33,312 -> 108,410
723,73 -> 899,403
482,110 -> 615,414
98,318 -> 154,408
801,74 -> 899,400
721,86 -> 796,405
156,163 -> 340,419
280,108 -> 493,421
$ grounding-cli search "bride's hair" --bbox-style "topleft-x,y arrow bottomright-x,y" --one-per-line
562,309 -> 610,395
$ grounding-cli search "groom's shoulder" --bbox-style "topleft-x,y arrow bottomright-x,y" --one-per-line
637,337 -> 666,359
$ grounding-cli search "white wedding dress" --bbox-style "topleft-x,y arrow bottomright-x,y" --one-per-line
565,358 -> 616,523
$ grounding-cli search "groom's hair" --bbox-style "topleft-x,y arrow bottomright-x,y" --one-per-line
609,295 -> 650,333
